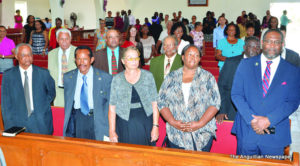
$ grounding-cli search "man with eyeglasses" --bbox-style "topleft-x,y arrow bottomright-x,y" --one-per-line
93,29 -> 124,75
231,29 -> 300,156
63,45 -> 112,141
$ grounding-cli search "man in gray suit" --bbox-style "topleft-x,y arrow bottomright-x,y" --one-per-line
48,28 -> 77,107
63,45 -> 112,140
1,43 -> 55,134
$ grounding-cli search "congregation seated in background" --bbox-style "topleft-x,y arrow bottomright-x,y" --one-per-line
0,25 -> 15,73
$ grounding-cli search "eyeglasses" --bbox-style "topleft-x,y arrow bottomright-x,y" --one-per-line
263,40 -> 282,45
126,57 -> 140,61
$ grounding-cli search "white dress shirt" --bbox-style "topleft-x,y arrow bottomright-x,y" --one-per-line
57,47 -> 71,87
163,53 -> 177,78
74,67 -> 94,110
19,65 -> 34,111
261,53 -> 281,86
128,14 -> 136,25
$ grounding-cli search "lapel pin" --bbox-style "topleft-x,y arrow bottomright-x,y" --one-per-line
69,76 -> 72,78
98,77 -> 101,80
100,90 -> 103,94
255,62 -> 259,66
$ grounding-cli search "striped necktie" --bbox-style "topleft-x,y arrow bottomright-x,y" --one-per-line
262,61 -> 272,97
61,51 -> 68,83
164,58 -> 171,76
111,50 -> 118,75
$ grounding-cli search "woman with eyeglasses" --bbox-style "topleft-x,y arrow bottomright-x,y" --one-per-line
93,19 -> 107,52
108,46 -> 159,146
121,25 -> 145,66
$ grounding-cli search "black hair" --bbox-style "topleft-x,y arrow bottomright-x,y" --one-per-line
74,45 -> 94,58
35,20 -> 46,31
0,25 -> 6,30
224,22 -> 240,38
171,22 -> 187,36
56,17 -> 62,22
181,44 -> 202,57
194,22 -> 202,28
268,16 -> 278,29
26,15 -> 35,24
244,36 -> 260,46
262,29 -> 284,43
246,22 -> 255,30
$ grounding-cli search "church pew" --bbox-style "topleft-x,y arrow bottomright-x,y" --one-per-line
0,132 -> 298,166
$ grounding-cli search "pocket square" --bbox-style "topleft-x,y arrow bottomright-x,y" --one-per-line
281,82 -> 287,85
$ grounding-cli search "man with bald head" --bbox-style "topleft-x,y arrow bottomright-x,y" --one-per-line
217,36 -> 261,124
231,29 -> 300,156
93,29 -> 124,75
1,43 -> 55,134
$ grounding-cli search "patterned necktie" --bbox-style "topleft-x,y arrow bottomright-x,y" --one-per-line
262,61 -> 272,97
164,58 -> 171,76
24,71 -> 31,117
80,75 -> 89,115
61,51 -> 68,84
111,50 -> 118,75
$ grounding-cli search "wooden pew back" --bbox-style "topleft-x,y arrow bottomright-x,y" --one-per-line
0,133 -> 298,166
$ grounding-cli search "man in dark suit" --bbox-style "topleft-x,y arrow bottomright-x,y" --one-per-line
150,35 -> 183,91
63,46 -> 112,141
216,36 -> 261,124
93,29 -> 124,75
1,43 -> 55,134
280,28 -> 300,67
231,29 -> 300,155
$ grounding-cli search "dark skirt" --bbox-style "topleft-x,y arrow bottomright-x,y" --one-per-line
116,108 -> 155,146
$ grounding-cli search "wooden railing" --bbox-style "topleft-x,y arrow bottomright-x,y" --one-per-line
0,132 -> 298,166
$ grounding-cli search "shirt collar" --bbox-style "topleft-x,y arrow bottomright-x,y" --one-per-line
59,46 -> 71,56
78,66 -> 93,78
19,64 -> 33,73
261,53 -> 280,64
281,47 -> 286,60
165,53 -> 177,62
107,46 -> 119,53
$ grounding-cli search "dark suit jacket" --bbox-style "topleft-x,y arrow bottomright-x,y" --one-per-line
93,47 -> 125,74
150,54 -> 183,92
231,54 -> 300,148
63,67 -> 112,141
1,65 -> 55,134
218,55 -> 243,120
285,48 -> 300,67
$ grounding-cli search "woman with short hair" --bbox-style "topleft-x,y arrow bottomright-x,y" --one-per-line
108,46 -> 159,146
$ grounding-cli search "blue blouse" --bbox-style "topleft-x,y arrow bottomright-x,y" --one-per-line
217,38 -> 244,70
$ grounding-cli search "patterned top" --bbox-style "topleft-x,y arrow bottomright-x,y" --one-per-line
95,28 -> 107,51
158,67 -> 221,151
31,31 -> 48,55
190,30 -> 204,49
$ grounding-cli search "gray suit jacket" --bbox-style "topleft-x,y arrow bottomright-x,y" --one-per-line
93,47 -> 125,74
63,67 -> 112,140
1,65 -> 55,134
48,45 -> 77,107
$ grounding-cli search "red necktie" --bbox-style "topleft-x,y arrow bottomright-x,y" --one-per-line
111,51 -> 118,75
262,61 -> 272,97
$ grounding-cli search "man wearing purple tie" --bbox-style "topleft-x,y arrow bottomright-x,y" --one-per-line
231,29 -> 300,156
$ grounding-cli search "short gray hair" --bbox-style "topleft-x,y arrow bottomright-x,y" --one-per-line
162,35 -> 178,47
56,28 -> 72,39
15,43 -> 32,55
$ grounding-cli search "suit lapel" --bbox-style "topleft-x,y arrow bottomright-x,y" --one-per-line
32,66 -> 38,109
253,55 -> 263,97
170,54 -> 182,72
158,55 -> 165,80
104,48 -> 109,72
93,67 -> 100,110
69,69 -> 78,106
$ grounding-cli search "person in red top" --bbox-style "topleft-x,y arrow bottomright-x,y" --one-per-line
49,18 -> 63,50
121,26 -> 145,66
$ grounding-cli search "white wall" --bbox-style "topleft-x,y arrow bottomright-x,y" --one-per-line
64,0 -> 97,29
1,0 -> 273,29
106,0 -> 271,24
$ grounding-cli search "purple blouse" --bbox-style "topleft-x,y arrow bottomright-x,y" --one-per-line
0,37 -> 16,56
